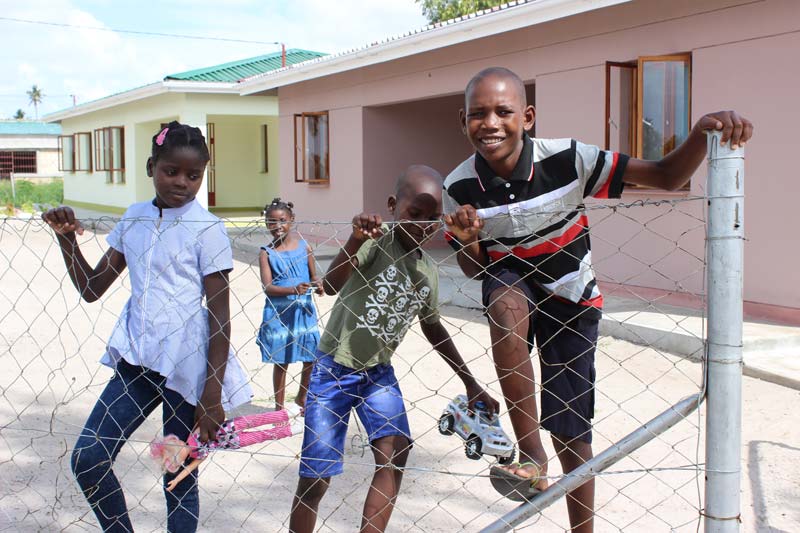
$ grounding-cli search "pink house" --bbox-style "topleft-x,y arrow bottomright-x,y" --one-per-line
239,0 -> 799,323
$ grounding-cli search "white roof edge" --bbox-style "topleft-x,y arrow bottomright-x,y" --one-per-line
239,0 -> 631,95
44,80 -> 240,122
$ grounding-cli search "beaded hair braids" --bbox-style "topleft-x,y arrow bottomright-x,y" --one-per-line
262,197 -> 295,221
150,121 -> 211,164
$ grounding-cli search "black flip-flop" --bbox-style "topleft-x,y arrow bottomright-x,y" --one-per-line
489,463 -> 543,502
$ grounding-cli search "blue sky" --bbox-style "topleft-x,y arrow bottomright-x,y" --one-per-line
0,0 -> 429,119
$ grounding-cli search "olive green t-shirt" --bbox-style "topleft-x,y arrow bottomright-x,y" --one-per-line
318,231 -> 440,370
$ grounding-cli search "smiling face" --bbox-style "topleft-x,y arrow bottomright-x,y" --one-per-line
148,146 -> 208,209
265,207 -> 293,242
388,166 -> 443,251
461,72 -> 535,179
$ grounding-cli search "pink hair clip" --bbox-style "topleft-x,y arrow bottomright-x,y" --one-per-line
156,127 -> 169,146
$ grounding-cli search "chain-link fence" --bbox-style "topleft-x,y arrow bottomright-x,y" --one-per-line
0,139 -> 742,532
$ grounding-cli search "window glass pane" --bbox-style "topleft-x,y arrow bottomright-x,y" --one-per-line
14,152 -> 36,173
641,59 -> 689,160
304,114 -> 328,181
294,115 -> 303,181
0,151 -> 11,178
76,133 -> 91,171
607,65 -> 635,154
111,128 -> 123,169
95,130 -> 106,170
60,136 -> 74,171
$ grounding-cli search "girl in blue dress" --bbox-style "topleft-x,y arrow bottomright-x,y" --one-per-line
257,198 -> 322,411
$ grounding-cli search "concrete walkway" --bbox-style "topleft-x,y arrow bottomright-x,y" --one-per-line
424,247 -> 800,391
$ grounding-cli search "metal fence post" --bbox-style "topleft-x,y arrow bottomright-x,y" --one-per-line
10,171 -> 16,205
704,130 -> 744,531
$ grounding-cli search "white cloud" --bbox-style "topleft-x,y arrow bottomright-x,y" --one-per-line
18,63 -> 38,78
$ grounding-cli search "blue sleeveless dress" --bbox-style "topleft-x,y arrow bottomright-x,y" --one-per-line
256,240 -> 320,364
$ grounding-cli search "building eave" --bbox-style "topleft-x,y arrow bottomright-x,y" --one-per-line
44,80 -> 241,123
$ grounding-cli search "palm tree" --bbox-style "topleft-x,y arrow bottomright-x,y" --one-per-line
26,85 -> 43,120
13,109 -> 25,120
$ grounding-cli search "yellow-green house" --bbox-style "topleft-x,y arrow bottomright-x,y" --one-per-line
45,49 -> 324,214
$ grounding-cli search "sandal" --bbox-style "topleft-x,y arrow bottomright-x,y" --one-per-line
489,462 -> 544,502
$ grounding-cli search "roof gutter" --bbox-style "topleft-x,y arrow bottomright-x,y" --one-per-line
239,0 -> 631,94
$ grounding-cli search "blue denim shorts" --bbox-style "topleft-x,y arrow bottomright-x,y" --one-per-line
299,351 -> 412,478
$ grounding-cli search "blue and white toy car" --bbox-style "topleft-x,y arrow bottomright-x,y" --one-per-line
438,394 -> 515,465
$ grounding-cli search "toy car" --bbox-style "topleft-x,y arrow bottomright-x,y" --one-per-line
438,394 -> 515,465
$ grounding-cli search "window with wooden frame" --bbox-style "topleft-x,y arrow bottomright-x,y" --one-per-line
0,151 -> 10,178
294,112 -> 329,183
94,126 -> 125,183
58,135 -> 74,172
261,124 -> 269,173
74,132 -> 92,172
58,133 -> 92,172
13,152 -> 36,173
606,53 -> 692,188
0,151 -> 37,176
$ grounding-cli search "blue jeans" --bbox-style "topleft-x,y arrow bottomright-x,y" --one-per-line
299,352 -> 412,478
71,360 -> 198,532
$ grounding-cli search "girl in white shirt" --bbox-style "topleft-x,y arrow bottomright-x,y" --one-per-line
42,121 -> 252,532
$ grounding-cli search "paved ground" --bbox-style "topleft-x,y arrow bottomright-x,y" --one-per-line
0,218 -> 797,532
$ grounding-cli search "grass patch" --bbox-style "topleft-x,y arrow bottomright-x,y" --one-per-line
0,180 -> 63,213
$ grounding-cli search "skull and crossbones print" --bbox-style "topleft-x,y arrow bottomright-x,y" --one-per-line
354,264 -> 430,342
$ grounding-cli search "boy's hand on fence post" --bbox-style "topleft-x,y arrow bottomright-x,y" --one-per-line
42,206 -> 84,236
695,110 -> 753,149
351,213 -> 383,241
444,205 -> 483,243
465,381 -> 500,416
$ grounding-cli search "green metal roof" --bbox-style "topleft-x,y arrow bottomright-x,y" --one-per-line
164,49 -> 327,83
0,121 -> 61,135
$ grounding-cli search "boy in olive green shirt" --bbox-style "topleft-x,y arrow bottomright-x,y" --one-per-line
316,220 -> 441,369
290,165 -> 498,533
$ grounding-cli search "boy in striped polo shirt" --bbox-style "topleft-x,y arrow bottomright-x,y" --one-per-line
443,66 -> 752,531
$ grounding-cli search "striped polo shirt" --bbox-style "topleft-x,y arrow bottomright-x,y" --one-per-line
443,133 -> 628,317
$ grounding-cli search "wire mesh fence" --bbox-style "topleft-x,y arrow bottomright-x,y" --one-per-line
0,192 -> 715,532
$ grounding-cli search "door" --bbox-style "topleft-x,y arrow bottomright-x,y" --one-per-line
206,122 -> 216,207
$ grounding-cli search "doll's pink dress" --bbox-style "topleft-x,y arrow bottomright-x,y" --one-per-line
186,410 -> 295,459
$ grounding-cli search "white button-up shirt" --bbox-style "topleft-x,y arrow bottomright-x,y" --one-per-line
101,199 -> 252,410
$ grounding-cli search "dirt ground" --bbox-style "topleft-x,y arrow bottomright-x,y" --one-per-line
0,220 -> 797,532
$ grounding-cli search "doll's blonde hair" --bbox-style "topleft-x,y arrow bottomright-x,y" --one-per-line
149,434 -> 186,474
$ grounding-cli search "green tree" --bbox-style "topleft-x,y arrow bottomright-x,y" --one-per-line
416,0 -> 506,23
26,85 -> 43,120
13,109 -> 25,120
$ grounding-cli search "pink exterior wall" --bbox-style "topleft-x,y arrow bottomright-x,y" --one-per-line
277,0 -> 800,311
278,107 -> 364,225
362,94 -> 473,216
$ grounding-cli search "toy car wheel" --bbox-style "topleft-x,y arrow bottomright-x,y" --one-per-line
497,447 -> 516,466
465,435 -> 483,460
438,414 -> 455,436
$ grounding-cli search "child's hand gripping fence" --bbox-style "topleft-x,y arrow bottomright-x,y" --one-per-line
0,136 -> 742,532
